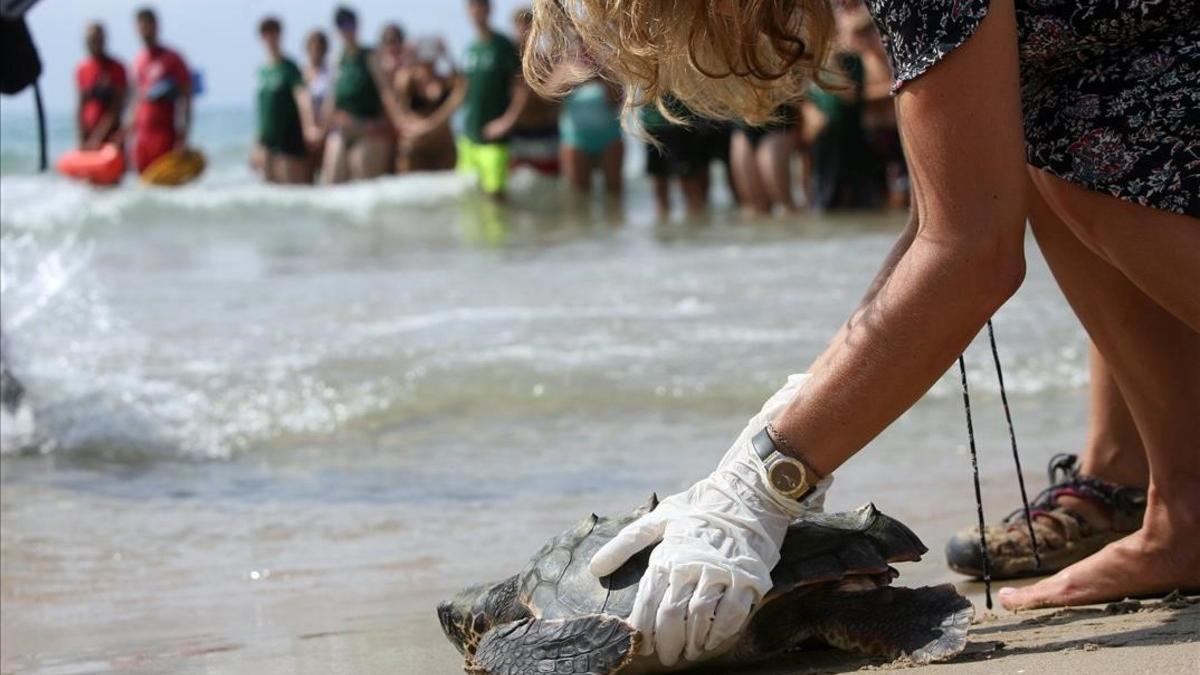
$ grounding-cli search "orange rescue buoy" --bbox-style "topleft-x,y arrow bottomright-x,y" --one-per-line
57,144 -> 126,186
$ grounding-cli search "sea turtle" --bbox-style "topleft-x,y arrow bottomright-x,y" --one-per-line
438,497 -> 974,674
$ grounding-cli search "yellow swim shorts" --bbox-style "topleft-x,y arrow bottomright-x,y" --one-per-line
456,137 -> 510,195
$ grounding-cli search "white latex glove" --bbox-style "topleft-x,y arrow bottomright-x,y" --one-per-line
589,374 -> 833,667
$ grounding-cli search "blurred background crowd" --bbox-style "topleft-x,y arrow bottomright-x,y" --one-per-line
60,0 -> 908,214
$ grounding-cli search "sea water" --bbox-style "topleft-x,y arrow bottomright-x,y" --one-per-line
1,105 -> 1090,673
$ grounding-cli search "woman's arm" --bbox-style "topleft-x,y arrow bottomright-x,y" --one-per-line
772,0 -> 1028,474
392,69 -> 417,120
76,90 -> 87,147
810,196 -> 920,376
406,75 -> 467,138
368,55 -> 407,131
293,84 -> 320,146
319,75 -> 337,136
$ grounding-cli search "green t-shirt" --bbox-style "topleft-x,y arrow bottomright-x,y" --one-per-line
809,52 -> 867,166
461,32 -> 520,143
334,47 -> 383,119
257,57 -> 305,155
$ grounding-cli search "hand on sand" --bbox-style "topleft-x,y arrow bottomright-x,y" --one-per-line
590,374 -> 831,667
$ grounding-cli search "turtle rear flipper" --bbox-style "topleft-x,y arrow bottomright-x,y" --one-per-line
466,615 -> 639,675
813,584 -> 973,664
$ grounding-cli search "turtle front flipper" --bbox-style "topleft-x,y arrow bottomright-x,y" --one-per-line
812,584 -> 974,664
466,614 -> 639,675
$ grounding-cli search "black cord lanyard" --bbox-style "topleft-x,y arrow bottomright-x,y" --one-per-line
958,319 -> 1040,609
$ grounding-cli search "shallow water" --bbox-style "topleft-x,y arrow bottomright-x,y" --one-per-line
1,108 -> 1092,673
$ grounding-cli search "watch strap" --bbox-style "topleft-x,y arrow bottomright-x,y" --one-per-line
751,426 -> 819,502
751,426 -> 778,462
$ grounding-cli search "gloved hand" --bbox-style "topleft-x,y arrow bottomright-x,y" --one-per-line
589,374 -> 832,667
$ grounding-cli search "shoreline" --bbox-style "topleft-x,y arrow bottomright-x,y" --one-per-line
5,476 -> 1196,674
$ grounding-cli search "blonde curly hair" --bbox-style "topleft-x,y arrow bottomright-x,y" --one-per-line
522,0 -> 835,127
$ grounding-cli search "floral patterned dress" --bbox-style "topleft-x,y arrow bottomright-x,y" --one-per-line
864,0 -> 1200,216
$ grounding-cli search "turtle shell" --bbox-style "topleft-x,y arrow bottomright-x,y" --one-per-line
516,498 -> 928,621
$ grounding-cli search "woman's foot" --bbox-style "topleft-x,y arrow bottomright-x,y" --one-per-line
999,497 -> 1200,609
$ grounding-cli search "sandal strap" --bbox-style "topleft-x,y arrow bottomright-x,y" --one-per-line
1003,453 -> 1146,528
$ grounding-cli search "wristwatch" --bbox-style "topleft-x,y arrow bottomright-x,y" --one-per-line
751,426 -> 821,502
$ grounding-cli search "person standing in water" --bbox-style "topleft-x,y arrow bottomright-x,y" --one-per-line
507,7 -> 561,177
130,7 -> 192,174
302,30 -> 331,176
321,6 -> 404,184
730,105 -> 801,216
558,76 -> 623,196
252,17 -> 315,184
394,38 -> 465,173
457,0 -> 529,200
75,22 -> 128,151
526,0 -> 1199,667
640,99 -> 712,218
303,30 -> 331,129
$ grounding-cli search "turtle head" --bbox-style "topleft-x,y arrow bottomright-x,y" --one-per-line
437,575 -> 524,655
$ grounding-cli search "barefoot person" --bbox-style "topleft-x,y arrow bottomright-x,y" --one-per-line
75,22 -> 128,151
252,17 -> 315,184
457,0 -> 529,200
526,0 -> 1199,666
131,7 -> 192,174
321,6 -> 404,184
945,374 -> 1149,581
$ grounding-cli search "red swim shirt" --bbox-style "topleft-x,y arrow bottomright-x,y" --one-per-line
76,55 -> 128,137
133,46 -> 190,133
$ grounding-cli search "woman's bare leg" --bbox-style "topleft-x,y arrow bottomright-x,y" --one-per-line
652,176 -> 670,219
1030,171 -> 1200,330
730,132 -> 769,216
561,145 -> 591,194
349,136 -> 393,180
1081,346 -> 1148,486
321,134 -> 349,185
395,142 -> 412,174
755,131 -> 798,213
272,155 -> 313,185
601,141 -> 624,197
680,172 -> 709,217
1000,173 -> 1200,609
1047,345 -> 1151,531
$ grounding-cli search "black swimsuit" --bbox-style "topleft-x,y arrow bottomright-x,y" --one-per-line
865,0 -> 1200,216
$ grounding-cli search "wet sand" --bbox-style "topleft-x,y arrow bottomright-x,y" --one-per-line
5,470 -> 1197,674
752,594 -> 1200,675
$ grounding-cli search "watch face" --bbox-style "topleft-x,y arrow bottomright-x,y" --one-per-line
769,459 -> 809,498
